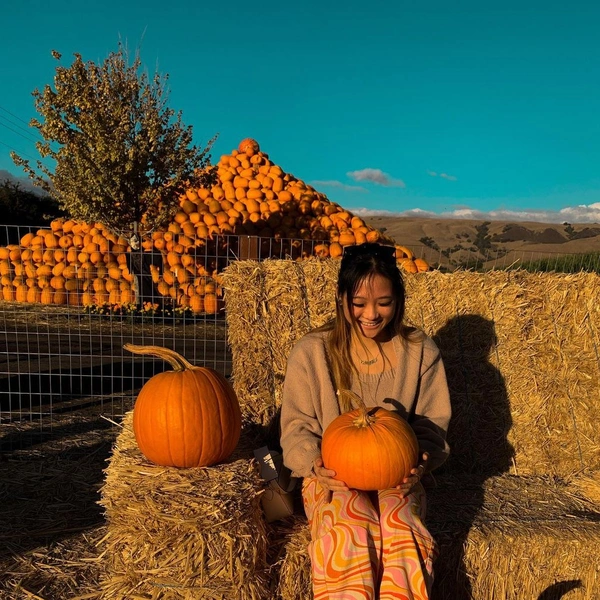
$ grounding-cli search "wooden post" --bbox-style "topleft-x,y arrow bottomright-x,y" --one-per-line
239,236 -> 260,261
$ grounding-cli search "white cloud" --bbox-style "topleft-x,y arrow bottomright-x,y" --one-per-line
350,203 -> 600,224
428,170 -> 457,181
347,168 -> 405,188
310,179 -> 368,193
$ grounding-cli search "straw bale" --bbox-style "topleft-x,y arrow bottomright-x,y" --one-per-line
275,475 -> 600,600
273,519 -> 312,600
300,257 -> 338,330
262,260 -> 312,412
406,270 -> 600,479
98,412 -> 269,600
222,260 -> 600,597
568,471 -> 600,504
224,262 -> 600,480
222,261 -> 274,426
429,474 -> 600,600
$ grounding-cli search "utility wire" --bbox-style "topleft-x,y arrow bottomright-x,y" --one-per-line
0,113 -> 42,143
0,118 -> 41,146
0,104 -> 45,142
0,139 -> 40,163
0,104 -> 32,126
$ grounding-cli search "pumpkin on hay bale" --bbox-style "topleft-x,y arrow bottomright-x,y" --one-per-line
98,412 -> 269,600
98,347 -> 267,599
124,343 -> 241,468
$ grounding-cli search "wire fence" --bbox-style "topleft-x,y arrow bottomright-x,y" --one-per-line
0,225 -> 324,436
1,222 -> 599,438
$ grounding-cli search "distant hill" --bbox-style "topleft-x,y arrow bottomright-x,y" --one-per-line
0,170 -> 47,196
363,216 -> 600,270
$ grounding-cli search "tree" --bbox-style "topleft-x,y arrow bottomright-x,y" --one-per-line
563,222 -> 576,240
11,44 -> 217,247
0,179 -> 63,226
473,221 -> 493,253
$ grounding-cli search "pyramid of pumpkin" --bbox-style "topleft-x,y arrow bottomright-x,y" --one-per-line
155,137 -> 430,271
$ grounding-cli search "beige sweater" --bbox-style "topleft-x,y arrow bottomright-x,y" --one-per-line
280,329 -> 452,479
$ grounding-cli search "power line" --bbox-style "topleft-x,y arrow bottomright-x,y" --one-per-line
0,104 -> 34,127
0,139 -> 41,163
0,112 -> 42,142
0,117 -> 41,146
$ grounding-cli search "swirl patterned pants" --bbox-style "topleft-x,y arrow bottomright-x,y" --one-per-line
302,478 -> 437,600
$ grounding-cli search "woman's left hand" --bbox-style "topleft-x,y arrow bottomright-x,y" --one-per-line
396,452 -> 429,498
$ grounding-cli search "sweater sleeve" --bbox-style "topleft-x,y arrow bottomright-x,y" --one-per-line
279,338 -> 326,478
411,338 -> 452,472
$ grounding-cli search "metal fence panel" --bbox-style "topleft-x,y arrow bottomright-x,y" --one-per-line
1,223 -> 599,432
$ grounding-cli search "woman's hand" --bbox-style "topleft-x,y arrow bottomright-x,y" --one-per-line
312,456 -> 349,494
396,452 -> 429,498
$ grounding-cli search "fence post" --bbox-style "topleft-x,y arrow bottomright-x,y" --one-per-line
239,236 -> 260,261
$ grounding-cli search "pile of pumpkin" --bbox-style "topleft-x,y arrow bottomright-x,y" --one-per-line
0,220 -> 138,307
0,138 -> 429,312
162,137 -> 429,271
0,218 -> 224,313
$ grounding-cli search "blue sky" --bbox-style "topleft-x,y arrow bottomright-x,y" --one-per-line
1,0 -> 600,223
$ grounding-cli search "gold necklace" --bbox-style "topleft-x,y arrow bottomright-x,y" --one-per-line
359,355 -> 378,366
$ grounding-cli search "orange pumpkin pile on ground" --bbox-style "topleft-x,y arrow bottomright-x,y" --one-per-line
0,220 -> 136,307
0,139 -> 429,312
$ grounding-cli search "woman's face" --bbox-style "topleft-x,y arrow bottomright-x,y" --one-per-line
342,274 -> 396,342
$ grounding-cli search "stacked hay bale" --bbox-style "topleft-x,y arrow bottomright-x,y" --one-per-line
223,262 -> 600,600
0,138 -> 428,311
98,412 -> 270,599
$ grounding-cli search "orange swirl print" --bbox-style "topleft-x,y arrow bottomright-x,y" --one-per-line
303,478 -> 436,600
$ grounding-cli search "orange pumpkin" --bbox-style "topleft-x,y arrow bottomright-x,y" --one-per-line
125,344 -> 241,468
322,390 -> 418,490
399,258 -> 419,274
414,258 -> 430,272
238,138 -> 260,156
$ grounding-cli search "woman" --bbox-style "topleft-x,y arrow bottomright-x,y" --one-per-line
280,242 -> 451,600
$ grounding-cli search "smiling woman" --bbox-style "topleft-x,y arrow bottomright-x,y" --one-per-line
279,241 -> 451,600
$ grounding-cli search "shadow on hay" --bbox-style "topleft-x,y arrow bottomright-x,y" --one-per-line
430,314 -> 515,600
0,416 -> 116,558
537,580 -> 583,599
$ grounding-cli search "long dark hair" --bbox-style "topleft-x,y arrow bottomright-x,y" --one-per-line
316,243 -> 414,411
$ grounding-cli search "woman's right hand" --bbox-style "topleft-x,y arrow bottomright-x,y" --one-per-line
312,456 -> 349,493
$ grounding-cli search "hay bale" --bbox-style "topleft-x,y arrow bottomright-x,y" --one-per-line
262,260 -> 312,412
224,262 -> 600,480
98,412 -> 269,600
221,260 -> 600,598
275,476 -> 600,600
274,519 -> 312,600
223,261 -> 275,426
429,474 -> 600,600
300,258 -> 338,330
407,270 -> 600,479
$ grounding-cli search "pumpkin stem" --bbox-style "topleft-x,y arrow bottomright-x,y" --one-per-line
338,389 -> 374,428
123,344 -> 197,372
